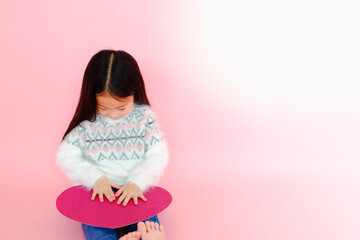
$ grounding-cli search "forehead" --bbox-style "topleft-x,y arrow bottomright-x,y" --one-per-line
96,93 -> 133,107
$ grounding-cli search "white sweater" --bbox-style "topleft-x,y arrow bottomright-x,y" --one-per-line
56,104 -> 169,192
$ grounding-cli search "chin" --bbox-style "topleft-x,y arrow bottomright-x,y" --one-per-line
110,117 -> 122,120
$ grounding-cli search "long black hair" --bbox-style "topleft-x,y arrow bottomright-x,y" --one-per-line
62,49 -> 150,139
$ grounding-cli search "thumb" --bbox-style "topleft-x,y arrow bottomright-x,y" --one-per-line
110,181 -> 121,189
91,191 -> 97,200
139,193 -> 147,202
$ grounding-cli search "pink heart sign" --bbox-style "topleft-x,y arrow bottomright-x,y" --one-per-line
56,186 -> 172,228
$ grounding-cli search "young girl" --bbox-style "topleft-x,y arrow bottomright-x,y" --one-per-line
57,50 -> 169,240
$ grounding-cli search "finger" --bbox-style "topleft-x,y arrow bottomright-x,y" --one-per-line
104,191 -> 113,202
133,196 -> 138,205
115,188 -> 123,197
91,191 -> 97,201
139,194 -> 147,202
117,193 -> 126,205
109,190 -> 116,200
106,189 -> 115,201
123,195 -> 131,206
110,182 -> 121,189
99,193 -> 104,203
159,225 -> 165,232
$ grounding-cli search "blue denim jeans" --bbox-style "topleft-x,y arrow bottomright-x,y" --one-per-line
81,215 -> 160,240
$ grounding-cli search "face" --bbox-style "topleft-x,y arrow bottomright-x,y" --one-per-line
96,92 -> 135,120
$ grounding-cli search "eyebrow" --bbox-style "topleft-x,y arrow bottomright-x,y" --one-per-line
98,103 -> 128,109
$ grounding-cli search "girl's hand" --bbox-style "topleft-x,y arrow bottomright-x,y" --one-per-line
92,176 -> 121,203
115,182 -> 147,206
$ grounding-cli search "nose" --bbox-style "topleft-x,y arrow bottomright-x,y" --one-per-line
108,111 -> 121,120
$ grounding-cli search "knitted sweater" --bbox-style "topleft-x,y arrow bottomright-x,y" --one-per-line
56,104 -> 169,192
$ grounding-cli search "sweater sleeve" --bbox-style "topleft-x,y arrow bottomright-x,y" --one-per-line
56,124 -> 104,190
126,108 -> 169,192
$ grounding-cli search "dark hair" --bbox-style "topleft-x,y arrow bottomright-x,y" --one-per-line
62,49 -> 150,139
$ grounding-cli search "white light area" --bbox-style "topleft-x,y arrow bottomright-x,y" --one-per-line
194,0 -> 360,113
174,0 -> 360,179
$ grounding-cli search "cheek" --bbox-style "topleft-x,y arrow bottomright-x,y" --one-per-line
123,108 -> 132,115
98,109 -> 110,116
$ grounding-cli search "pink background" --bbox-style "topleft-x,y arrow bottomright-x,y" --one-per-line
1,0 -> 360,239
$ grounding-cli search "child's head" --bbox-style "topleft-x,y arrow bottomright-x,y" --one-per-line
63,49 -> 150,138
83,50 -> 150,105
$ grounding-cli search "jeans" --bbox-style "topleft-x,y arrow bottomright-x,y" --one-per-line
81,215 -> 160,240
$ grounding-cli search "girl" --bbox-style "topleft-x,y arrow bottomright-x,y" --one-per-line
57,50 -> 169,240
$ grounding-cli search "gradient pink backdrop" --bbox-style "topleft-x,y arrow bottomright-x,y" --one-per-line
1,0 -> 360,239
